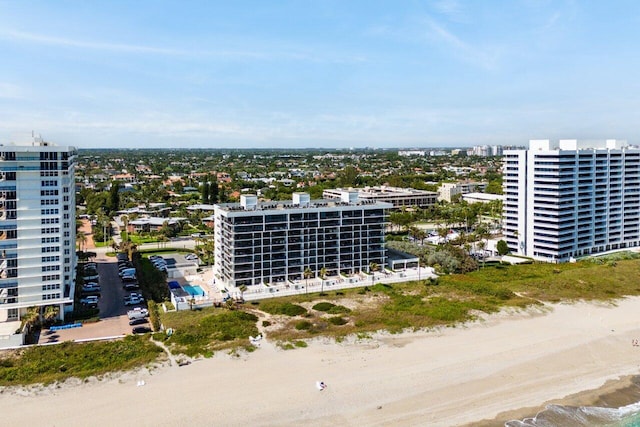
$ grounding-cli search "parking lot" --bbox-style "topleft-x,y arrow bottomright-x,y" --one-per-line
39,252 -> 149,344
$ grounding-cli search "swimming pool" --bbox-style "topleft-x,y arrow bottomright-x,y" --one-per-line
182,284 -> 205,297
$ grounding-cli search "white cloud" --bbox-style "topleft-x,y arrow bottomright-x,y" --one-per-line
0,29 -> 365,64
433,0 -> 466,22
423,17 -> 502,70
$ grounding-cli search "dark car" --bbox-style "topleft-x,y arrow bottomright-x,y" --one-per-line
123,283 -> 140,291
132,326 -> 152,334
129,318 -> 148,326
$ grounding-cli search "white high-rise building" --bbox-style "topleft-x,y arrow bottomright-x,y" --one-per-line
0,135 -> 77,328
503,139 -> 640,262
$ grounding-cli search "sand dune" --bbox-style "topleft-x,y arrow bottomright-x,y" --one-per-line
3,298 -> 640,427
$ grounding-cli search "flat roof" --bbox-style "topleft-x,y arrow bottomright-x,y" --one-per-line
326,186 -> 437,197
0,320 -> 21,337
216,198 -> 392,213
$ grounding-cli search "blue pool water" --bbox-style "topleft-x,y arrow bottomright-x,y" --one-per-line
182,284 -> 205,296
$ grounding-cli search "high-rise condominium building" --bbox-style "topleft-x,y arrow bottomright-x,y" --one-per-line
503,139 -> 640,262
214,192 -> 391,288
0,135 -> 77,325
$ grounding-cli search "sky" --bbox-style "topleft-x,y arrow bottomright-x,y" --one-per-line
0,0 -> 639,149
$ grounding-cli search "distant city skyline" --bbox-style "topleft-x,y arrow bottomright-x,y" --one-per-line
0,1 -> 637,149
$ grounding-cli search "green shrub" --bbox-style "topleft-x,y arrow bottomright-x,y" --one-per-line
328,316 -> 348,326
262,320 -> 271,327
295,320 -> 312,330
148,301 -> 161,331
260,301 -> 307,317
313,302 -> 336,312
327,305 -> 351,315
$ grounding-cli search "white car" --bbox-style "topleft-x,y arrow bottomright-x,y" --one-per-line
127,307 -> 149,320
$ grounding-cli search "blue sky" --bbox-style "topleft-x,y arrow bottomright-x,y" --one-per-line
0,0 -> 638,149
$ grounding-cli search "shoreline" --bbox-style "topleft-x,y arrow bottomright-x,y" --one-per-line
3,298 -> 640,426
470,375 -> 640,426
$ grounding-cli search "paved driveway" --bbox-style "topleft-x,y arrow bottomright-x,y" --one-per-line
38,253 -> 139,344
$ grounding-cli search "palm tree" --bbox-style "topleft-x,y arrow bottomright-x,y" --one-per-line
319,267 -> 327,295
238,284 -> 247,301
43,305 -> 59,325
120,240 -> 138,262
76,232 -> 87,253
121,214 -> 129,241
303,267 -> 313,294
21,307 -> 39,334
369,262 -> 378,274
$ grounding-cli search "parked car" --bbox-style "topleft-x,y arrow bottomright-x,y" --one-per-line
127,307 -> 149,320
82,283 -> 101,293
124,292 -> 144,301
122,274 -> 137,282
83,274 -> 99,282
123,282 -> 140,291
119,267 -> 136,278
185,254 -> 199,261
132,326 -> 152,334
129,317 -> 148,326
124,296 -> 144,306
80,295 -> 99,305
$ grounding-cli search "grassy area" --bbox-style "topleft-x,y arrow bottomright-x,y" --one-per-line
159,307 -> 259,357
253,256 -> 640,341
5,254 -> 640,386
0,336 -> 164,386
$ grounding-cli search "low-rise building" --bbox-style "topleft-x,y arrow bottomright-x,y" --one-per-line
438,181 -> 487,202
323,186 -> 437,209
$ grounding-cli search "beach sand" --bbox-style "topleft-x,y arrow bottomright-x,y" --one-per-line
3,297 -> 640,427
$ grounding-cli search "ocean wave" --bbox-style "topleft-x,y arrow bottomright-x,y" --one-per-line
505,401 -> 640,427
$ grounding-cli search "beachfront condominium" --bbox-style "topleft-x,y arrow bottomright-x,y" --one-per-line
213,192 -> 391,288
0,135 -> 77,326
503,139 -> 640,262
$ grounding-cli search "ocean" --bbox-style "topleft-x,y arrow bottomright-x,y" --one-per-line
505,401 -> 640,426
504,376 -> 640,427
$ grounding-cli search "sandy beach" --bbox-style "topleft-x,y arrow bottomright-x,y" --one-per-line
4,297 -> 640,427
